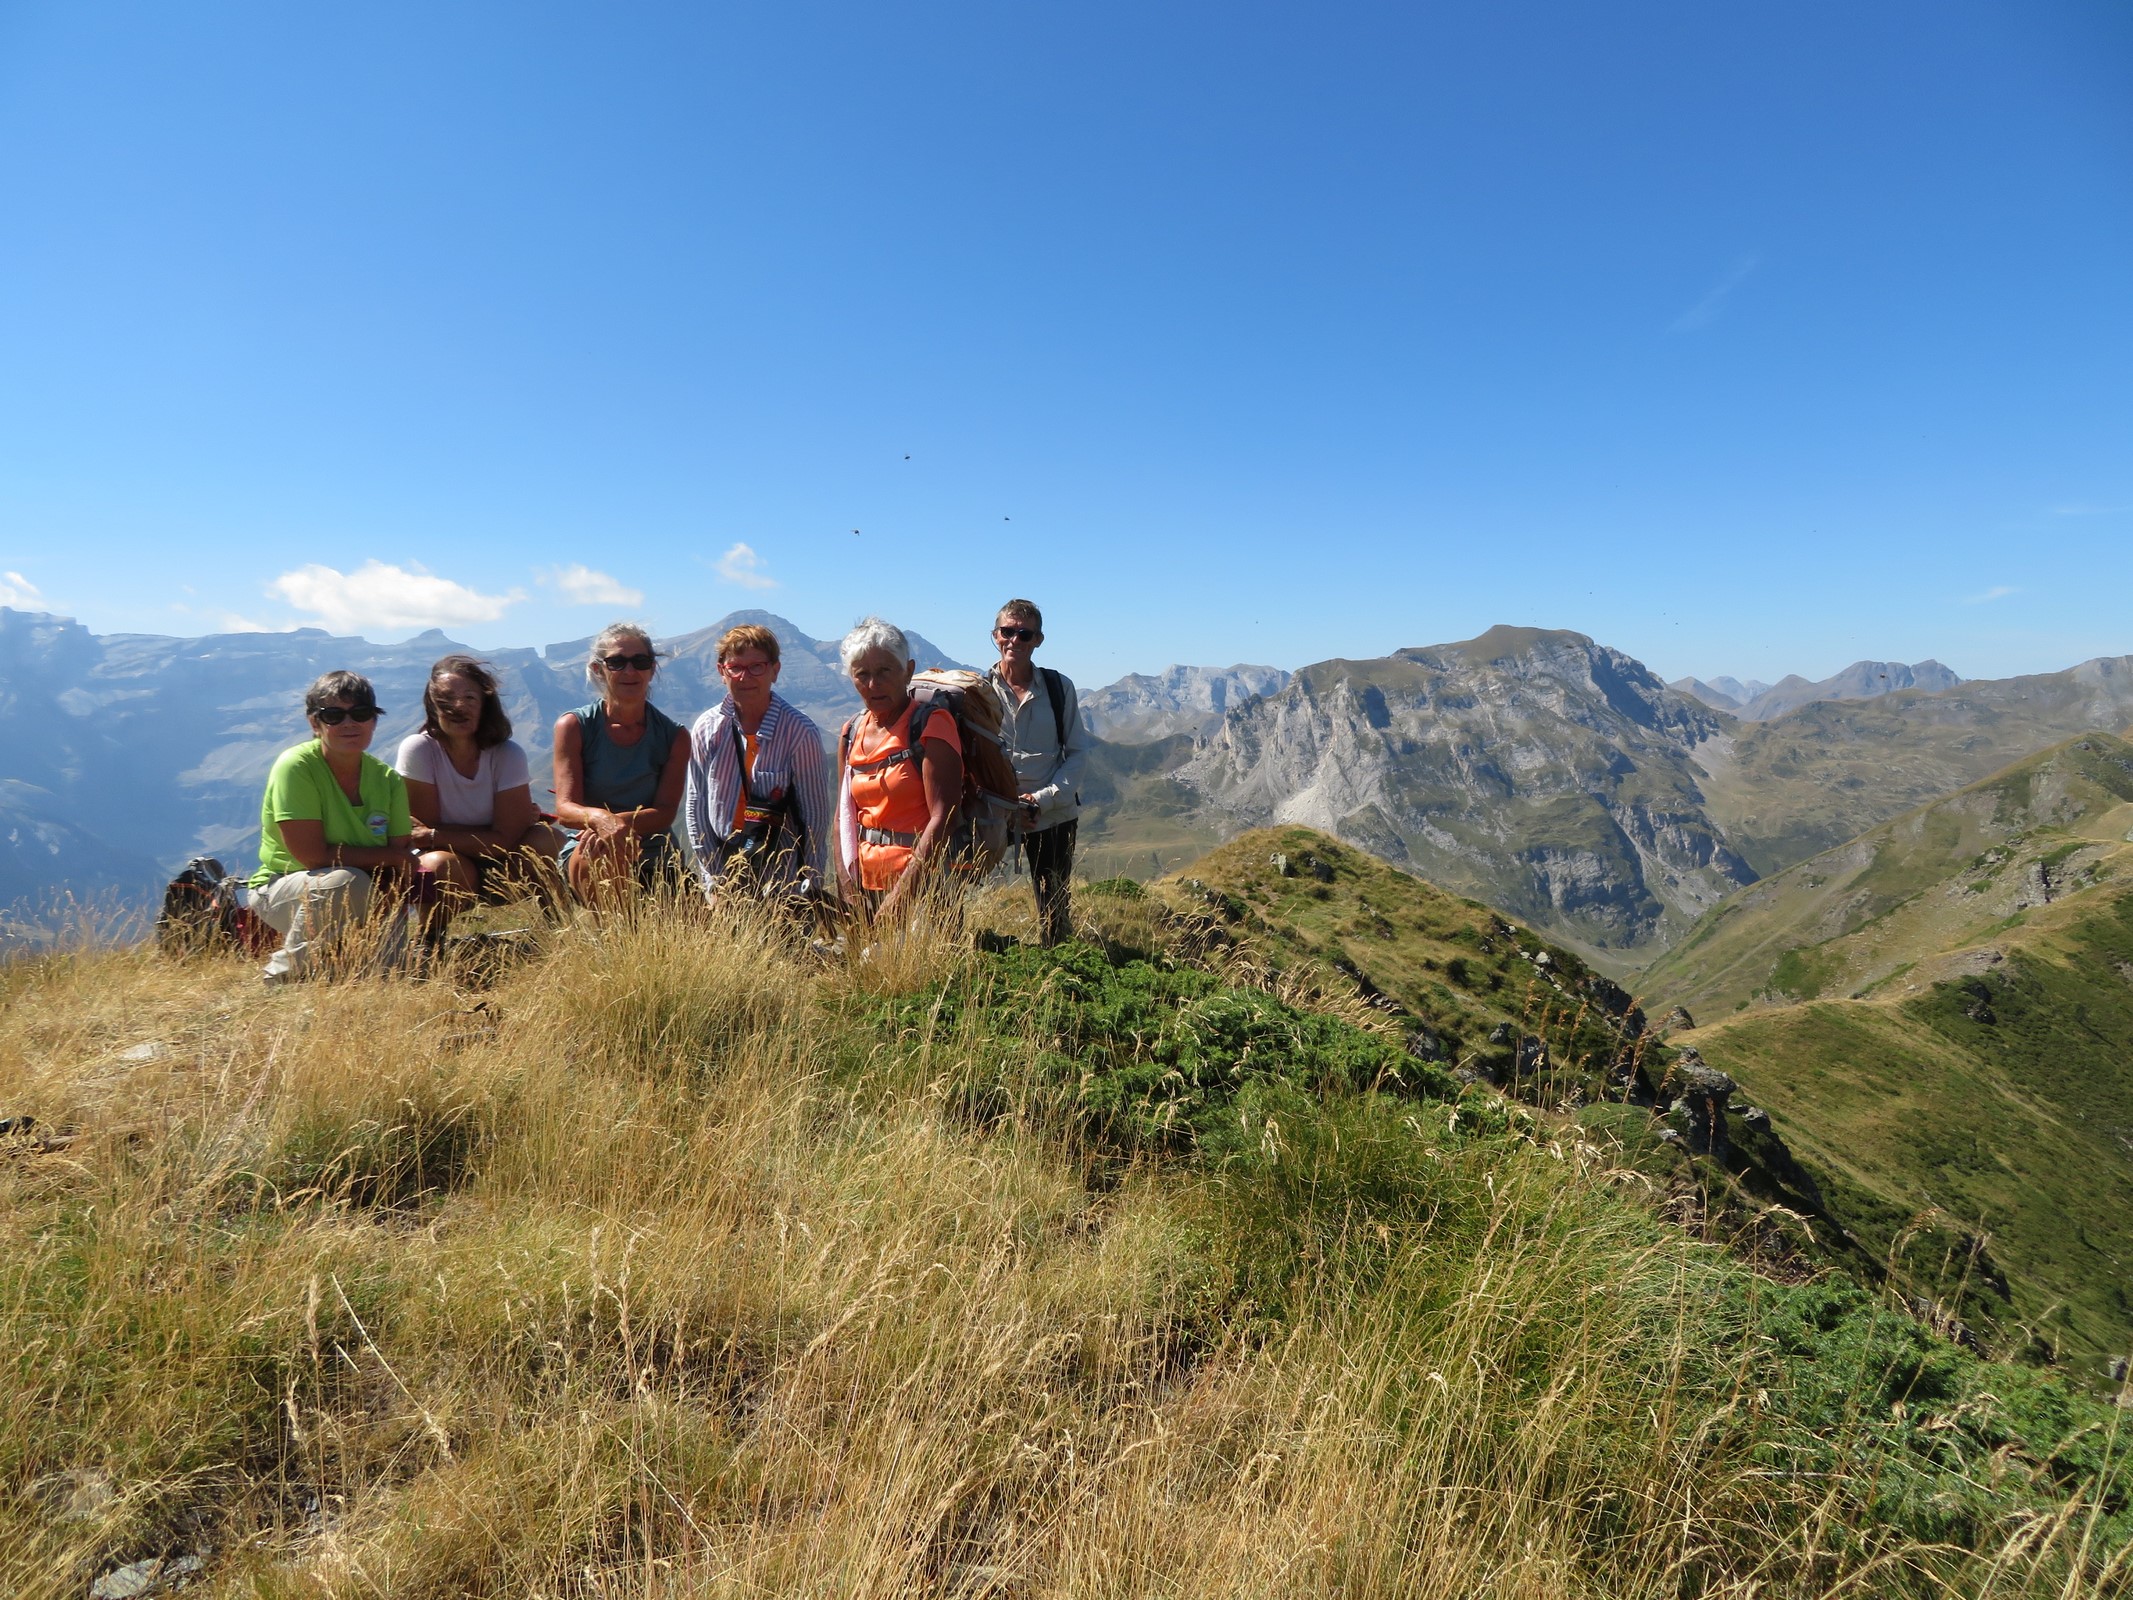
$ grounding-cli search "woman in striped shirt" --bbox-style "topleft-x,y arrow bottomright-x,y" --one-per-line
682,622 -> 833,910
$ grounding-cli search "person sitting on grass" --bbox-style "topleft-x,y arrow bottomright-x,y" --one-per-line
835,616 -> 963,931
683,622 -> 833,913
396,653 -> 564,942
250,670 -> 417,984
552,621 -> 690,909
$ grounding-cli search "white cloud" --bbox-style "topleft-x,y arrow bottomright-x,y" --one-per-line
715,541 -> 777,590
1669,253 -> 1761,334
266,560 -> 524,634
1962,584 -> 2021,605
541,563 -> 645,607
171,599 -> 285,633
0,570 -> 46,608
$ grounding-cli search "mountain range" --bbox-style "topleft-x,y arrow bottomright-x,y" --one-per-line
1077,664 -> 1290,743
7,606 -> 2133,970
1082,628 -> 2127,961
1673,660 -> 1963,720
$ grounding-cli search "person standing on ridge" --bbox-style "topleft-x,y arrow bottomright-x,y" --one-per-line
988,598 -> 1088,945
683,622 -> 833,912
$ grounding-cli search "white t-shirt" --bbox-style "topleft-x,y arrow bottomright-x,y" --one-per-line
394,732 -> 532,828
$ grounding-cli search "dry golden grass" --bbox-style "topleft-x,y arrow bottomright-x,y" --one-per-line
0,891 -> 2124,1598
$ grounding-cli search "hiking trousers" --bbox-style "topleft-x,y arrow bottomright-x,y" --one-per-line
254,867 -> 407,981
1020,819 -> 1077,947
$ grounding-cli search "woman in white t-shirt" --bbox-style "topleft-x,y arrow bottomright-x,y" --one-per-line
396,654 -> 564,935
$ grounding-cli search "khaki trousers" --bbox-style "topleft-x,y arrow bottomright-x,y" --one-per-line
254,867 -> 407,980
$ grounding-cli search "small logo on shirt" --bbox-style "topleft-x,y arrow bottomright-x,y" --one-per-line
367,813 -> 388,839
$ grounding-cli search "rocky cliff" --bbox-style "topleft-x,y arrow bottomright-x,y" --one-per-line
1178,626 -> 1755,954
1078,663 -> 1290,743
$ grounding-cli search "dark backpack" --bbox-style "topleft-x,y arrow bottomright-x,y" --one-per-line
1037,666 -> 1068,751
156,857 -> 275,957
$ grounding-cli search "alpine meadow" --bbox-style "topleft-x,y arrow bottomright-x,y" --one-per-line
6,1 -> 2133,1594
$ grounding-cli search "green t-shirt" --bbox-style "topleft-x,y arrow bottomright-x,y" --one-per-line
251,741 -> 413,886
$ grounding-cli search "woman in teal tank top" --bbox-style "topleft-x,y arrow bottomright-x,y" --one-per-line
552,622 -> 691,907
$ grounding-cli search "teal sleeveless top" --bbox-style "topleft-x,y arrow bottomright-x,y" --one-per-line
574,701 -> 682,813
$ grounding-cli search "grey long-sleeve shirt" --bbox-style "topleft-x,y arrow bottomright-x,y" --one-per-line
988,665 -> 1089,830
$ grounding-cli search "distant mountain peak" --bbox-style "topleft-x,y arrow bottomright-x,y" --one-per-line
1080,662 -> 1290,744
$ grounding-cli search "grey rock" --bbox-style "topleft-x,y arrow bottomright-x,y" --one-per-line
91,1555 -> 204,1599
1269,852 -> 1293,877
1666,1049 -> 1736,1158
1079,664 -> 1289,744
1663,1005 -> 1695,1032
30,1466 -> 114,1522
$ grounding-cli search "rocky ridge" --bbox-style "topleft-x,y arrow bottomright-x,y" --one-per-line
1670,659 -> 1960,719
1178,626 -> 1754,954
1077,663 -> 1289,743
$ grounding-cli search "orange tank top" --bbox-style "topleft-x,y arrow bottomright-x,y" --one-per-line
847,700 -> 962,891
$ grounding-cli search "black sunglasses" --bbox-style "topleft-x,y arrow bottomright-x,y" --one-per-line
313,705 -> 382,725
995,627 -> 1037,642
600,652 -> 657,672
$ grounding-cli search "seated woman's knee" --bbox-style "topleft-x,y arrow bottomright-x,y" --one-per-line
421,850 -> 478,892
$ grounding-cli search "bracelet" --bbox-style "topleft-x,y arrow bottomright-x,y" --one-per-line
332,845 -> 344,868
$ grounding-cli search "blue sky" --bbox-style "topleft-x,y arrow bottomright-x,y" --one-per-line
0,0 -> 2127,690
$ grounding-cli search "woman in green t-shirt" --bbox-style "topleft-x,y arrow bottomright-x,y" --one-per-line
251,670 -> 418,983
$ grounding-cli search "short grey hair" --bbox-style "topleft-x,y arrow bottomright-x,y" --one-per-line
839,616 -> 910,674
585,620 -> 656,690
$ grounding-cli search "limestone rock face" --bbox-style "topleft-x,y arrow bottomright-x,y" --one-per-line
1079,664 -> 1290,744
1180,625 -> 1755,952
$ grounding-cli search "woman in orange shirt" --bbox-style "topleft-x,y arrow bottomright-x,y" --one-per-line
836,617 -> 963,927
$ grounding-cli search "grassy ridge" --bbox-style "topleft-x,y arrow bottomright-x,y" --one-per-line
0,888 -> 2129,1595
1680,887 -> 2133,1370
1647,732 -> 2133,1018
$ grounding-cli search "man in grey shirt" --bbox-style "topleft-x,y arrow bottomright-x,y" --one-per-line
988,597 -> 1089,945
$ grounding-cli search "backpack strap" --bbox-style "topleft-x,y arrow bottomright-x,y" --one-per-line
843,701 -> 935,777
711,716 -> 802,867
1040,667 -> 1068,750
